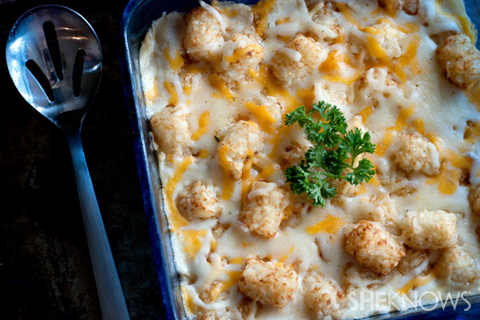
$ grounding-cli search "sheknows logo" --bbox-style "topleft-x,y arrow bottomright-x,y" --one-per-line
347,291 -> 472,312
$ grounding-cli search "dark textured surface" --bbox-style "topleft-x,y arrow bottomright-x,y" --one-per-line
0,0 -> 164,319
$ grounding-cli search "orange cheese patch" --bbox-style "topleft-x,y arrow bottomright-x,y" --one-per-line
365,35 -> 421,82
252,0 -> 276,36
209,271 -> 242,301
164,81 -> 179,105
180,229 -> 208,259
218,144 -> 236,200
398,273 -> 435,294
246,101 -> 276,134
181,286 -> 195,314
358,106 -> 374,124
191,111 -> 210,141
375,104 -> 416,156
163,48 -> 184,72
165,156 -> 194,230
306,215 -> 346,235
209,73 -> 235,101
427,161 -> 462,195
254,65 -> 300,114
225,45 -> 263,63
320,50 -> 362,85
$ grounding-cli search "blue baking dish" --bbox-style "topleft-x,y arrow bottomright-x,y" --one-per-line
119,0 -> 480,319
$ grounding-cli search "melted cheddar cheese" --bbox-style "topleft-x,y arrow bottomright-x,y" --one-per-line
140,0 -> 480,319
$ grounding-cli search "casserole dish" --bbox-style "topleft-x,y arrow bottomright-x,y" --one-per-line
119,0 -> 480,318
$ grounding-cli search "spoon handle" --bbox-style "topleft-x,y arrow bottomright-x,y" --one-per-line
67,133 -> 130,320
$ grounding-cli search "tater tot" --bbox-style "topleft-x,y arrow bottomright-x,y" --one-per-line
281,142 -> 311,169
436,34 -> 480,89
366,20 -> 404,60
239,258 -> 298,308
303,272 -> 346,319
184,7 -> 225,61
288,33 -> 324,68
430,30 -> 457,46
240,181 -> 288,238
217,121 -> 264,180
329,178 -> 362,200
402,210 -> 457,249
391,131 -> 440,176
308,0 -> 341,42
438,246 -> 480,288
344,220 -> 406,275
469,184 -> 480,215
150,106 -> 191,156
221,33 -> 264,81
176,180 -> 221,220
271,34 -> 323,86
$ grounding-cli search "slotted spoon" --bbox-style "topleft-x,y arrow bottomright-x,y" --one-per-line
6,5 -> 129,319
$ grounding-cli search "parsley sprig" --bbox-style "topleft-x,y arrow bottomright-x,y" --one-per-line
284,101 -> 376,207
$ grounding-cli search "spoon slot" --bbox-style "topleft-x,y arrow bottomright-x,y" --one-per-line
26,59 -> 55,102
43,21 -> 63,81
73,49 -> 86,97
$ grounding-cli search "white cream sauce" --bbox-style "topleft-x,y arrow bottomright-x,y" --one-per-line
139,0 -> 480,318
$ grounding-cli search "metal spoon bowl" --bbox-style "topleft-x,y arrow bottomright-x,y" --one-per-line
6,5 -> 129,319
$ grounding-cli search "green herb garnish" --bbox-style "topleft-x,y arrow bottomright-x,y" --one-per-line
284,101 -> 376,207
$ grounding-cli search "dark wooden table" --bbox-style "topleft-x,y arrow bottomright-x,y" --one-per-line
0,1 -> 164,319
